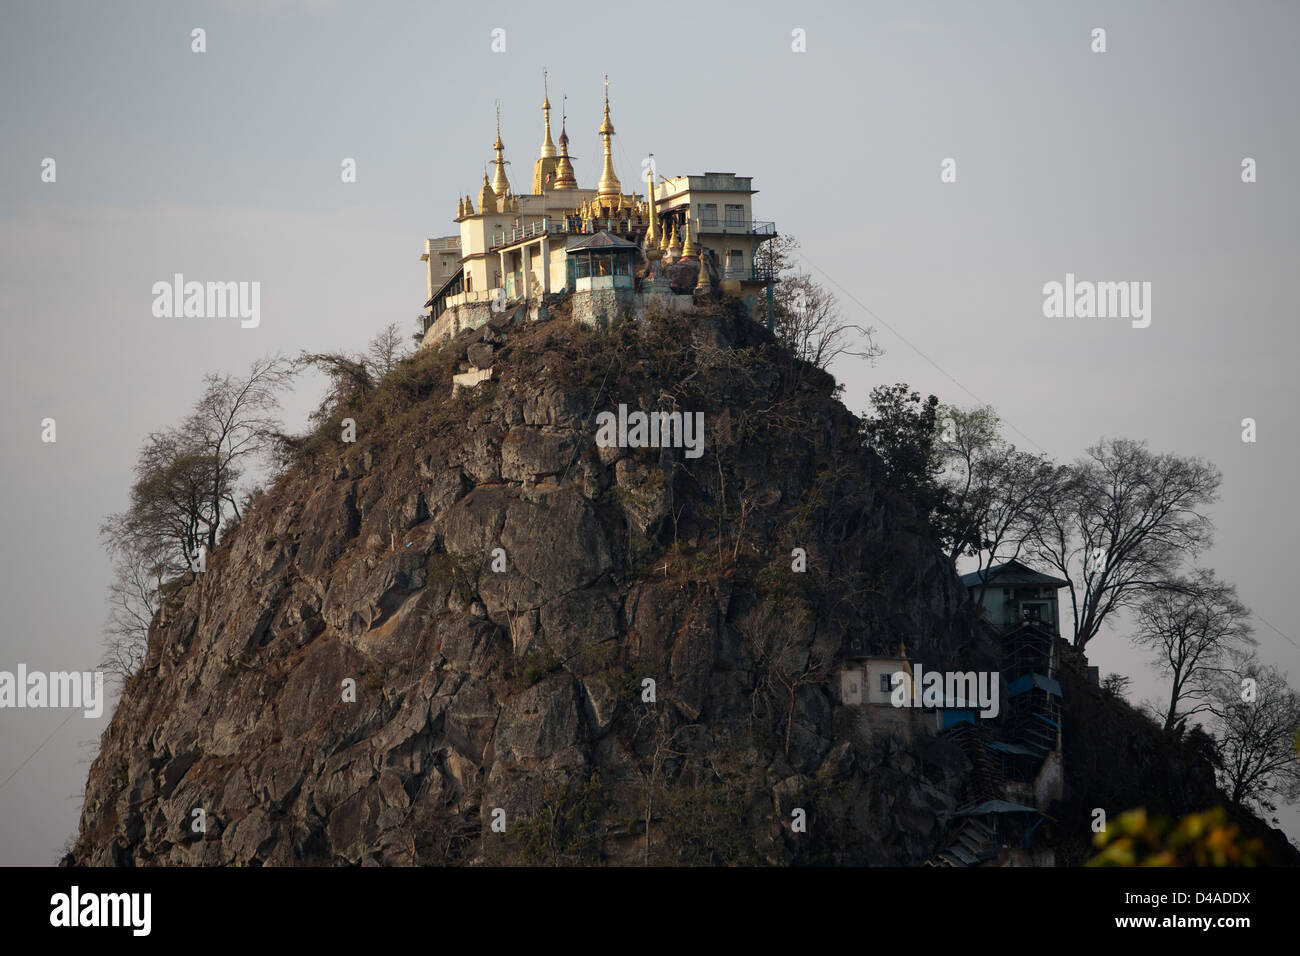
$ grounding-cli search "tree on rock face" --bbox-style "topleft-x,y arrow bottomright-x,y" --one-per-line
1134,570 -> 1255,732
1207,655 -> 1300,815
758,233 -> 881,374
99,541 -> 164,685
99,354 -> 292,683
861,383 -> 947,532
1029,438 -> 1221,651
186,355 -> 294,551
103,426 -> 225,578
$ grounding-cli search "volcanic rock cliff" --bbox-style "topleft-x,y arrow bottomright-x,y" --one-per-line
67,301 -> 1295,866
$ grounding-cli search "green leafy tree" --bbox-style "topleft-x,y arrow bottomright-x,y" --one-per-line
861,383 -> 947,532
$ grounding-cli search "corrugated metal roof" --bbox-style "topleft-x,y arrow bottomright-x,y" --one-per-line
1009,673 -> 1063,697
960,560 -> 1069,589
565,230 -> 640,253
985,740 -> 1039,756
956,800 -> 1044,816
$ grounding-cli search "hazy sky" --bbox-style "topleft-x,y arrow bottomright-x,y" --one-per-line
2,0 -> 1297,865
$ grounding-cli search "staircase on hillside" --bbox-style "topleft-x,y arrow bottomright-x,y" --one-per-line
924,723 -> 1004,867
944,721 -> 1001,804
925,817 -> 997,867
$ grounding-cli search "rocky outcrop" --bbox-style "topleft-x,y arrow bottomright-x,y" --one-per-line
69,300 -> 1290,866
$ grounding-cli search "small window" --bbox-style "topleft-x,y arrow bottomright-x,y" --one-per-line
700,203 -> 718,226
879,673 -> 894,693
725,204 -> 744,225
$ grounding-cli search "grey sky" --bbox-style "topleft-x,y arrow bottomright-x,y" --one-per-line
2,0 -> 1297,865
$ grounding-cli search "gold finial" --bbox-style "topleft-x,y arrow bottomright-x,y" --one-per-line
539,70 -> 556,159
464,194 -> 474,216
478,168 -> 495,214
596,75 -> 621,199
695,245 -> 710,291
491,102 -> 511,197
533,74 -> 559,191
457,196 -> 464,218
668,220 -> 681,254
643,154 -> 659,258
681,217 -> 696,258
552,95 -> 577,190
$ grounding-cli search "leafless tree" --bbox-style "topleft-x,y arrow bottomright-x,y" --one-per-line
758,234 -> 881,372
1134,570 -> 1256,731
1100,673 -> 1132,700
98,355 -> 292,682
366,321 -> 410,377
627,708 -> 691,865
98,542 -> 164,685
775,272 -> 880,371
1205,654 -> 1300,814
186,355 -> 294,550
1029,438 -> 1221,651
936,404 -> 1061,591
296,323 -> 412,431
740,597 -> 830,757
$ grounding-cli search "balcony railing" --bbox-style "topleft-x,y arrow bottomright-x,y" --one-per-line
490,217 -> 646,250
719,265 -> 777,283
490,218 -> 563,249
696,219 -> 776,237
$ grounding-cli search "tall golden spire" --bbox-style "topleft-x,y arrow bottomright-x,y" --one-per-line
551,95 -> 578,191
532,72 -> 560,193
681,216 -> 696,258
540,71 -> 556,158
596,75 -> 622,200
491,102 -> 511,198
644,156 -> 661,268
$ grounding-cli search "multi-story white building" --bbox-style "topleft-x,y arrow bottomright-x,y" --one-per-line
420,78 -> 777,345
